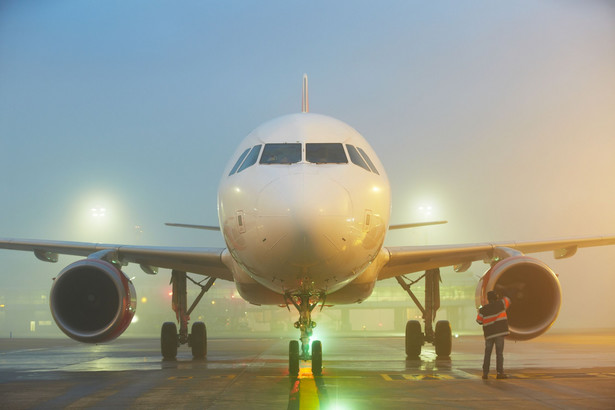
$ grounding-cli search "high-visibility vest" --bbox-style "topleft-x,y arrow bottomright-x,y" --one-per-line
476,296 -> 511,339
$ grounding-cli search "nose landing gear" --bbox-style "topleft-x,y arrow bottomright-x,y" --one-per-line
287,292 -> 323,376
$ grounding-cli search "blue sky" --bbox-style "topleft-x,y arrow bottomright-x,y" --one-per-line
1,1 -> 614,329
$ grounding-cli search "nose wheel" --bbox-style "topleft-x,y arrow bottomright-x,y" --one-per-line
311,340 -> 322,375
289,339 -> 322,376
287,292 -> 323,376
289,340 -> 300,375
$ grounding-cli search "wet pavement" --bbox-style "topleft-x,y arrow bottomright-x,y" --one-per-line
1,331 -> 614,409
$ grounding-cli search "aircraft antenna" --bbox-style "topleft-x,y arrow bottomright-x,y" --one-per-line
302,74 -> 309,113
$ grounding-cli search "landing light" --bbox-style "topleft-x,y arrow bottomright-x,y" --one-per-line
310,329 -> 324,345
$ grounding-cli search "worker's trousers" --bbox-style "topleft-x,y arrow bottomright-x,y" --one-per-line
482,335 -> 505,374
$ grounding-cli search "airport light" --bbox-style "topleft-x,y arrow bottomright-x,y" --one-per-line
91,207 -> 106,218
418,205 -> 433,218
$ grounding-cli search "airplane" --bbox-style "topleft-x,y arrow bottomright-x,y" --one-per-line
1,75 -> 615,376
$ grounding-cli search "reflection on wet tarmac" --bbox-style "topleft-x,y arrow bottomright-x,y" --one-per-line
1,334 -> 614,409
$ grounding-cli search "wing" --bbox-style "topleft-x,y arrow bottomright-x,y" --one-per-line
378,235 -> 615,280
0,238 -> 233,281
164,223 -> 221,231
388,220 -> 447,230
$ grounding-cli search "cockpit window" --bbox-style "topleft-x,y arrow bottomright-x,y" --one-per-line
346,144 -> 371,172
357,147 -> 379,175
306,143 -> 348,164
237,145 -> 262,173
260,143 -> 301,164
229,147 -> 251,176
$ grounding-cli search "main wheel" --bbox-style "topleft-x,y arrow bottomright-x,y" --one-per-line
289,340 -> 300,376
405,320 -> 423,358
161,322 -> 178,360
311,340 -> 322,376
191,322 -> 207,359
434,320 -> 452,357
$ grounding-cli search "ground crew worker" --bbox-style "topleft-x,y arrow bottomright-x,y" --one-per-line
476,290 -> 511,379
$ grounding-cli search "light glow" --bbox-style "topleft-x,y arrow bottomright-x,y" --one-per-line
90,207 -> 106,218
418,205 -> 433,217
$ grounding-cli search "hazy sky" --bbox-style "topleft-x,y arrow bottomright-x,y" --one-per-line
1,1 -> 614,329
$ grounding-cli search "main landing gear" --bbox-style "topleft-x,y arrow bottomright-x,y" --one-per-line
396,268 -> 452,359
287,293 -> 323,376
161,270 -> 216,360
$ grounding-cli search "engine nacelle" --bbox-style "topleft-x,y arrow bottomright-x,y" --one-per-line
49,259 -> 137,343
475,255 -> 561,340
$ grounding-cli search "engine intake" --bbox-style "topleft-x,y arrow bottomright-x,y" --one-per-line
50,259 -> 137,343
476,255 -> 561,340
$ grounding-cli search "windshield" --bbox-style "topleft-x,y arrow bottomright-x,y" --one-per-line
260,143 -> 302,164
306,143 -> 348,164
237,145 -> 262,172
346,144 -> 371,172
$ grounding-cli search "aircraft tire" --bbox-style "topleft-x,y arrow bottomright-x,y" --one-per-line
289,340 -> 300,376
161,322 -> 178,360
405,320 -> 422,358
434,320 -> 452,357
191,322 -> 207,359
312,340 -> 322,376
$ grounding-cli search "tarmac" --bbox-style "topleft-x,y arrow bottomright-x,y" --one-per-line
1,331 -> 614,409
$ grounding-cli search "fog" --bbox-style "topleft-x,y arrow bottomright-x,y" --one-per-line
1,1 -> 614,338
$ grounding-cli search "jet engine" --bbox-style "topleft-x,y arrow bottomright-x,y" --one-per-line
476,255 -> 561,340
49,259 -> 137,343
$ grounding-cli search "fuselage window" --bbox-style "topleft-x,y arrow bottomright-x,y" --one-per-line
229,148 -> 251,176
306,143 -> 348,164
237,145 -> 262,173
260,143 -> 302,164
346,144 -> 371,172
357,147 -> 380,175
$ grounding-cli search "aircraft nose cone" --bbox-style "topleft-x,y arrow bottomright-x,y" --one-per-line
257,173 -> 352,225
256,173 -> 354,268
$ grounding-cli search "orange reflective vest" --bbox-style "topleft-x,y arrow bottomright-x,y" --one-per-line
476,296 -> 511,339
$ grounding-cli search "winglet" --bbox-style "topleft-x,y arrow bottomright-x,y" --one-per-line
302,74 -> 309,113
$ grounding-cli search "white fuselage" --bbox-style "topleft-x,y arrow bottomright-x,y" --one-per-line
218,113 -> 391,302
